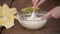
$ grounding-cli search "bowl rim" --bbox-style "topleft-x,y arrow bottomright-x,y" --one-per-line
17,13 -> 48,21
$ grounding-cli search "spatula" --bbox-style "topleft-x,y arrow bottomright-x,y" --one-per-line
27,8 -> 36,20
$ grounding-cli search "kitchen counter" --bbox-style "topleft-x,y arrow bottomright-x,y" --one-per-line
2,19 -> 60,34
0,0 -> 60,34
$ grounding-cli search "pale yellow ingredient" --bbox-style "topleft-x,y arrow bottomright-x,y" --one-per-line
0,4 -> 17,29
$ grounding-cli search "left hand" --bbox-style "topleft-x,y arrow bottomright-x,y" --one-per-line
40,6 -> 60,20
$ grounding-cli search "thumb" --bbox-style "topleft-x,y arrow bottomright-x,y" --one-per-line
39,12 -> 52,20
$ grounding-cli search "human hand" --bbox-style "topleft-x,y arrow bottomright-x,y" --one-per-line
40,6 -> 60,20
32,0 -> 46,8
32,0 -> 39,8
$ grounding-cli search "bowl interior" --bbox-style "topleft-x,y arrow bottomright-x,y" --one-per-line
17,12 -> 47,21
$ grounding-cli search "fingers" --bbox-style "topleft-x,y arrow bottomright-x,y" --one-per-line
32,0 -> 35,6
36,0 -> 46,7
40,15 -> 51,20
32,0 -> 39,8
40,6 -> 60,20
32,0 -> 46,8
39,11 -> 52,20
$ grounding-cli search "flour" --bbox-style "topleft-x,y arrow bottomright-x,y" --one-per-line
19,17 -> 47,29
17,13 -> 47,29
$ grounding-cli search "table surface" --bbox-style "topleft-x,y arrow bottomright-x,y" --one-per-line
0,0 -> 60,34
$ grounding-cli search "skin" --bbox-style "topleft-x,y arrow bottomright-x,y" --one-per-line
32,0 -> 46,8
32,0 -> 60,19
40,6 -> 60,20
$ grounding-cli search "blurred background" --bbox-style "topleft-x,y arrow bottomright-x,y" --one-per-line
0,0 -> 60,34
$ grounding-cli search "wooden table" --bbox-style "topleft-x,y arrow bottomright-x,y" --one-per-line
0,0 -> 60,34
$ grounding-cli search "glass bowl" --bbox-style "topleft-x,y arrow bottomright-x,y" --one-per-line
17,12 -> 47,29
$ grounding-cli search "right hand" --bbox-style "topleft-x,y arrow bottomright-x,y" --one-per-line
32,0 -> 39,8
32,0 -> 46,8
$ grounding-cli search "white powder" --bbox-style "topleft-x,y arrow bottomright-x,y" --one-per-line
17,13 -> 47,29
19,17 -> 47,29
